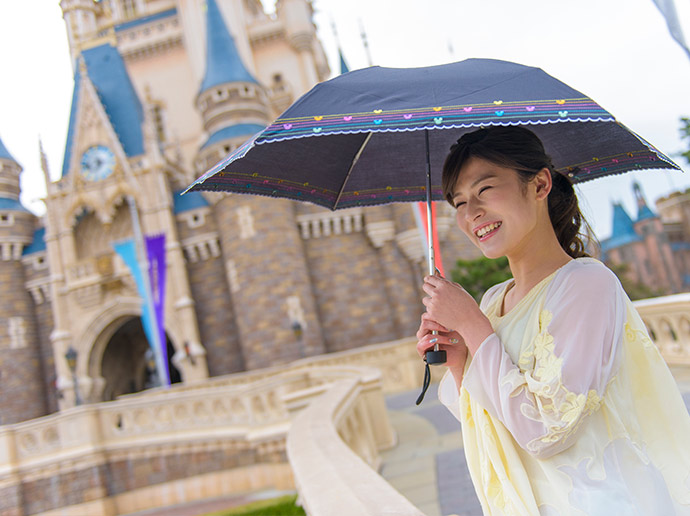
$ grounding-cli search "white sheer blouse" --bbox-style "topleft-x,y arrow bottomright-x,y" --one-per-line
439,258 -> 690,515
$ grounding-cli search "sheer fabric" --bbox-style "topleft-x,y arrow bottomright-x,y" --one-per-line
439,258 -> 690,515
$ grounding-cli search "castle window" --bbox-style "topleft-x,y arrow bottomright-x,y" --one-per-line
8,317 -> 27,349
152,104 -> 167,143
121,0 -> 137,19
0,213 -> 13,226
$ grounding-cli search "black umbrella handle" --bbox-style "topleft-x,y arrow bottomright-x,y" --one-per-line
418,132 -> 447,405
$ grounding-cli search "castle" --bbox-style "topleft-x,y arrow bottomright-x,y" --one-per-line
0,0 -> 477,425
600,181 -> 690,296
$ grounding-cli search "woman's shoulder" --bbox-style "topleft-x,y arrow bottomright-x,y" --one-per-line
548,257 -> 624,301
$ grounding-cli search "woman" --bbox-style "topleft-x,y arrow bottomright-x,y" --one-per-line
417,127 -> 690,515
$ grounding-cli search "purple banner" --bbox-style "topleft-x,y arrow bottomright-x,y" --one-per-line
146,234 -> 169,386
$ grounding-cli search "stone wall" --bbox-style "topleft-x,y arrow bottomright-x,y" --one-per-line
305,231 -> 396,352
186,254 -> 245,376
0,258 -> 47,425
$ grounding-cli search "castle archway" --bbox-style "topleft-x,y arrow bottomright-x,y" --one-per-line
98,317 -> 181,401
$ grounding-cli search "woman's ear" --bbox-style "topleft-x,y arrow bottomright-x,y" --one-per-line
534,168 -> 552,200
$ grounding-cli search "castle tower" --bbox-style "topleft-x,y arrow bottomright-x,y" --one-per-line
196,0 -> 326,369
60,0 -> 99,64
0,137 -> 48,424
632,181 -> 681,292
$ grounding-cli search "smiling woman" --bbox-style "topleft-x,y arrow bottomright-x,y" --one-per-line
416,127 -> 690,515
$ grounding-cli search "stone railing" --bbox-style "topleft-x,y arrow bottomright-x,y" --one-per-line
634,293 -> 690,365
287,366 -> 424,516
0,338 -> 426,516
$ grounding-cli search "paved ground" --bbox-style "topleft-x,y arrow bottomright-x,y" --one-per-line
131,366 -> 690,516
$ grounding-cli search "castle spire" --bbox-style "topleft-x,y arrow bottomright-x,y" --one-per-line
199,0 -> 257,93
633,181 -> 656,221
39,138 -> 51,187
331,19 -> 349,74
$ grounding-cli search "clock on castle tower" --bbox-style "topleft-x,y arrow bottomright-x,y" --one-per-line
80,145 -> 115,181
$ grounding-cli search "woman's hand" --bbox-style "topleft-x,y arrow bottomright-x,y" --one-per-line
421,275 -> 494,356
416,312 -> 468,371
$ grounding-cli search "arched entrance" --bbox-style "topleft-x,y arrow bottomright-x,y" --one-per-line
100,317 -> 181,401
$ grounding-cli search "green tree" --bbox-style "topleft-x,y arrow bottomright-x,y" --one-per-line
450,256 -> 513,303
608,262 -> 665,301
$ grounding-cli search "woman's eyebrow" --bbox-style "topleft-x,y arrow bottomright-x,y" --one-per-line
453,173 -> 498,198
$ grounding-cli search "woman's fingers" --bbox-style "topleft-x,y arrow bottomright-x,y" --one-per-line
416,333 -> 461,357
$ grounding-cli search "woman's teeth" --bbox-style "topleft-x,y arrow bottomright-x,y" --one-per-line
476,222 -> 501,238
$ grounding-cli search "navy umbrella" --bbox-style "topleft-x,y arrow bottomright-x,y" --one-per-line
186,58 -> 681,380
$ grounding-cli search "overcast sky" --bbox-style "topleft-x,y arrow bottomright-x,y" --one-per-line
0,0 -> 689,239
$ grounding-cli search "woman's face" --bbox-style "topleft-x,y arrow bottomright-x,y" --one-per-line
451,156 -> 546,260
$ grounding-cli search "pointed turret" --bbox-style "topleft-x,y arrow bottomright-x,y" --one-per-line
0,136 -> 47,424
601,202 -> 642,252
199,0 -> 257,92
195,0 -> 269,174
633,181 -> 656,221
0,135 -> 27,209
61,46 -> 144,178
339,49 -> 350,74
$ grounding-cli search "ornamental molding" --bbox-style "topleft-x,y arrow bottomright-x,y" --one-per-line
181,232 -> 221,263
395,229 -> 425,264
365,220 -> 395,249
296,208 -> 364,239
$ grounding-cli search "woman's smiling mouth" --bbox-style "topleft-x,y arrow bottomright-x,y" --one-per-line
475,221 -> 502,240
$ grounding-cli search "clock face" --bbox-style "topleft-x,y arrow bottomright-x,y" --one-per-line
80,145 -> 115,181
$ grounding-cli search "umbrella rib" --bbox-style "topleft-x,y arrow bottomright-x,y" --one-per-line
333,132 -> 373,210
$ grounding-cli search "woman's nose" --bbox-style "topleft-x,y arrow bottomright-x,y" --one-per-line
465,199 -> 484,222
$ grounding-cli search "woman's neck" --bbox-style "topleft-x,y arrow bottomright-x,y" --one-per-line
506,227 -> 572,298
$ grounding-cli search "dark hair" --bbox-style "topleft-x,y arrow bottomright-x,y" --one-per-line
441,126 -> 590,259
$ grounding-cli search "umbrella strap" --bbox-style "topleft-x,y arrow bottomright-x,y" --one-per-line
415,358 -> 431,405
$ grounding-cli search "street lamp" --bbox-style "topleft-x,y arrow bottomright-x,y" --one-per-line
64,346 -> 83,406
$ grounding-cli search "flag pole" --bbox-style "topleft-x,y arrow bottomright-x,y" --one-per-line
127,195 -> 169,387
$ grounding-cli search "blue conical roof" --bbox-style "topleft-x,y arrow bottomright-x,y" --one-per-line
632,182 -> 657,222
61,44 -> 145,177
637,204 -> 656,221
339,49 -> 349,74
0,135 -> 17,163
601,202 -> 643,252
200,0 -> 257,93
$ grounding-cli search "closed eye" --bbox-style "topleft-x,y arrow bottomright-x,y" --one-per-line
478,186 -> 491,194
454,200 -> 465,209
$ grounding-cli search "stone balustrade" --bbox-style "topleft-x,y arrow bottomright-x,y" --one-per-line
287,368 -> 424,516
0,338 -> 425,516
634,293 -> 690,365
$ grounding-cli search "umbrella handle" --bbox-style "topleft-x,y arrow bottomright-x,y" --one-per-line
423,130 -> 447,367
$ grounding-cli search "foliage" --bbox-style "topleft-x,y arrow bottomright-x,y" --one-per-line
607,262 -> 665,301
204,495 -> 305,516
450,256 -> 513,303
681,117 -> 690,166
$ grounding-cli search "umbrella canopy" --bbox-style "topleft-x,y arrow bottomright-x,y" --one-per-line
186,58 -> 681,208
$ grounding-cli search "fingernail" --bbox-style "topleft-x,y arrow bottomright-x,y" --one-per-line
450,338 -> 459,344
429,338 -> 438,344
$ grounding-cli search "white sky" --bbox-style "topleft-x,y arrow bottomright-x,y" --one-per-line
1,0 -> 689,240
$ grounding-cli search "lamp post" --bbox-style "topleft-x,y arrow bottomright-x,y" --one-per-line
64,346 -> 83,406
